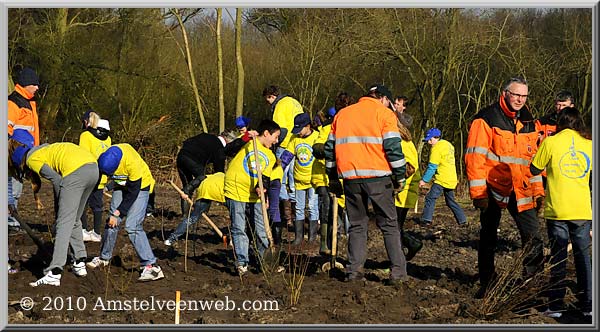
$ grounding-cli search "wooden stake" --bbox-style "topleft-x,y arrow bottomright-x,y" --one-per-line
175,290 -> 181,324
251,136 -> 274,248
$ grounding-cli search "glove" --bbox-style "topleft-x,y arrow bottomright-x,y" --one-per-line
419,186 -> 430,196
535,196 -> 545,212
473,198 -> 489,211
8,204 -> 19,219
393,179 -> 406,195
329,180 -> 343,196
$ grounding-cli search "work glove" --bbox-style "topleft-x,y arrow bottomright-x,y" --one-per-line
393,178 -> 406,195
8,204 -> 19,219
535,196 -> 545,212
473,198 -> 489,211
329,180 -> 343,197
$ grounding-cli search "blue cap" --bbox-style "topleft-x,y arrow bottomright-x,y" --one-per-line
292,113 -> 311,134
10,129 -> 34,166
327,106 -> 337,117
235,116 -> 250,128
423,128 -> 442,142
98,146 -> 123,175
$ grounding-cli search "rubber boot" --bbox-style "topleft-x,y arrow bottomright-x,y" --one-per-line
308,220 -> 319,243
281,200 -> 293,230
272,223 -> 283,246
402,232 -> 423,261
290,201 -> 297,222
319,223 -> 331,255
292,219 -> 304,246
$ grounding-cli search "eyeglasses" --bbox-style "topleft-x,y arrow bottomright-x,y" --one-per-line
506,90 -> 528,99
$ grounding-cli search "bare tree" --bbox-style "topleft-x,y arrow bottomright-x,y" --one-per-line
216,8 -> 225,133
235,8 -> 245,118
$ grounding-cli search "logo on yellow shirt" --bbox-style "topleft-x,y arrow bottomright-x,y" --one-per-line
243,151 -> 270,178
295,143 -> 314,167
559,138 -> 591,179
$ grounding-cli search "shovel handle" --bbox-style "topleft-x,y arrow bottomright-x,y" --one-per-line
331,193 -> 339,258
251,137 -> 274,248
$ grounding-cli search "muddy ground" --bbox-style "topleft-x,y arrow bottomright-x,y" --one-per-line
7,180 -> 593,326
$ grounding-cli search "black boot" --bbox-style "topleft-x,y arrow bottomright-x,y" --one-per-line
308,220 -> 319,243
292,219 -> 304,246
402,232 -> 423,261
182,175 -> 206,196
319,223 -> 331,255
272,223 -> 283,246
281,200 -> 293,230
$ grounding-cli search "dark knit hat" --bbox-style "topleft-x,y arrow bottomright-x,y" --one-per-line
17,67 -> 40,86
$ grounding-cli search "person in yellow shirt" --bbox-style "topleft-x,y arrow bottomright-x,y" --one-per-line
9,132 -> 99,287
419,128 -> 467,226
267,163 -> 285,245
79,110 -> 111,242
164,172 -> 225,246
530,107 -> 592,318
284,112 -> 320,246
394,121 -> 423,261
263,85 -> 304,227
87,144 -> 164,282
224,119 -> 280,276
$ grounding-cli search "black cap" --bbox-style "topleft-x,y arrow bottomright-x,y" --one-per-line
292,113 -> 311,134
17,67 -> 40,87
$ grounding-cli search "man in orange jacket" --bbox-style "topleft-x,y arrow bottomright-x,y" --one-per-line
8,67 -> 41,230
325,84 -> 407,286
465,77 -> 545,298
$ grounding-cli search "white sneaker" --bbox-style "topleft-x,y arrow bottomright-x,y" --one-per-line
164,238 -> 173,246
237,264 -> 248,276
138,265 -> 164,281
583,311 -> 592,317
88,231 -> 101,243
542,308 -> 563,318
82,230 -> 92,242
86,257 -> 109,269
72,261 -> 87,277
30,271 -> 61,287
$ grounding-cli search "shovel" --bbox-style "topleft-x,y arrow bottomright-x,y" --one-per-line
167,180 -> 227,247
322,193 -> 344,273
10,213 -> 51,263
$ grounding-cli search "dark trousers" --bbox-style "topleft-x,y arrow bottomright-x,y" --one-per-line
478,191 -> 544,286
81,188 -> 104,234
316,186 -> 331,227
176,153 -> 206,214
546,219 -> 592,311
344,177 -> 407,279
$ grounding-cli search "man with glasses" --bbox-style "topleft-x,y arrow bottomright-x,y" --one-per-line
465,77 -> 545,298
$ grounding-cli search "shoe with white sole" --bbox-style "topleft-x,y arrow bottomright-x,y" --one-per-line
237,264 -> 248,276
72,261 -> 87,277
138,265 -> 164,281
86,256 -> 109,269
30,271 -> 61,287
542,308 -> 563,318
164,238 -> 173,246
82,230 -> 92,242
88,231 -> 101,243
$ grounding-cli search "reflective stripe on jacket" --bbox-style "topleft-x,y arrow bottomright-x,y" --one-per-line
8,84 -> 39,145
324,97 -> 406,181
465,99 -> 544,212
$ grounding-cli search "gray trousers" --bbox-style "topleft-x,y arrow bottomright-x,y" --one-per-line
344,177 -> 407,279
46,163 -> 98,273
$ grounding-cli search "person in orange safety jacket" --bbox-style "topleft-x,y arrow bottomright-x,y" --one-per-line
465,76 -> 545,299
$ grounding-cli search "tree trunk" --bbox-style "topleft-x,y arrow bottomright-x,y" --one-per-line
235,8 -> 245,118
216,8 -> 225,133
172,8 -> 208,133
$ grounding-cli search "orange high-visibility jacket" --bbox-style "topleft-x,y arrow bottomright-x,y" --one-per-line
8,84 -> 40,146
465,98 -> 544,212
535,111 -> 558,143
324,97 -> 406,181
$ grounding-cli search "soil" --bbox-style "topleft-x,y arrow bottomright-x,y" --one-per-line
7,181 -> 593,325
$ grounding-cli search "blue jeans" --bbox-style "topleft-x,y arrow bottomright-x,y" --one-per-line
276,147 -> 295,202
169,199 -> 212,241
546,219 -> 592,311
295,187 -> 318,221
225,198 -> 268,267
100,190 -> 157,267
8,177 -> 23,225
421,183 -> 466,225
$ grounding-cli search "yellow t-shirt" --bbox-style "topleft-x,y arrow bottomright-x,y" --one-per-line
287,130 -> 319,190
271,164 -> 284,182
395,140 -> 421,208
311,124 -> 331,188
272,96 -> 304,149
111,143 -> 156,192
532,129 -> 592,220
195,172 -> 225,203
429,139 -> 458,189
79,131 -> 112,189
224,140 -> 276,203
27,142 -> 97,177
